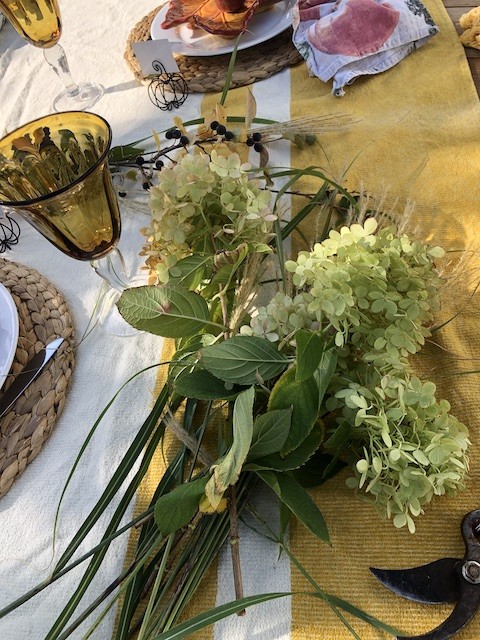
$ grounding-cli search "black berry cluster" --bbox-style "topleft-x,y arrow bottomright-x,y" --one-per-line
111,122 -> 268,197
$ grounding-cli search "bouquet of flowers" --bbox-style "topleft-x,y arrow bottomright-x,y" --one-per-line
1,102 -> 470,639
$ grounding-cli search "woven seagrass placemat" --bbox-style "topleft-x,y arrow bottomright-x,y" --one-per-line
0,258 -> 74,498
124,6 -> 302,93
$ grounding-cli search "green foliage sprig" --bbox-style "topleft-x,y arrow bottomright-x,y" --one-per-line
1,101 -> 469,640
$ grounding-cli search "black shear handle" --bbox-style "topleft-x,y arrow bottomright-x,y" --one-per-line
396,577 -> 480,640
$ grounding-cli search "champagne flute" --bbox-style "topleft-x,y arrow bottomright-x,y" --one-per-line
0,111 -> 137,335
0,0 -> 104,112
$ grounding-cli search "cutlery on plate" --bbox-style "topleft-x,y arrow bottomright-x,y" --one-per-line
0,337 -> 64,419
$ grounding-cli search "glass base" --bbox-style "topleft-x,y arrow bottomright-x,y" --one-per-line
100,288 -> 139,338
53,82 -> 105,112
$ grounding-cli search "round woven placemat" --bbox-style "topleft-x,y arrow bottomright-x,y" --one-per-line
0,259 -> 74,498
125,6 -> 302,93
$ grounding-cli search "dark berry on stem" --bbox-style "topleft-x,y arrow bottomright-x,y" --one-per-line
210,120 -> 219,130
225,131 -> 234,140
165,129 -> 174,139
142,182 -> 150,190
216,124 -> 227,136
254,142 -> 264,152
173,129 -> 182,139
252,132 -> 262,142
118,191 -> 127,198
135,156 -> 145,165
155,160 -> 164,169
246,137 -> 254,147
180,135 -> 189,146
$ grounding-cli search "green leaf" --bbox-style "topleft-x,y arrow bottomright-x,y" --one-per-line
268,366 -> 319,455
151,590 -> 404,640
279,501 -> 292,540
220,35 -> 241,105
256,470 -> 329,543
174,369 -> 246,401
168,334 -> 215,383
117,285 -> 221,338
248,409 -> 292,461
320,592 -> 405,637
314,348 -> 338,411
205,387 -> 255,510
295,330 -> 325,383
245,88 -> 257,130
108,144 -> 145,163
200,336 -> 288,386
152,592 -> 294,639
293,450 -> 347,488
168,255 -> 212,291
245,424 -> 324,472
154,476 -> 208,536
324,419 -> 352,456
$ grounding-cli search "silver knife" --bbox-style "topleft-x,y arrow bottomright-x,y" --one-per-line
0,337 -> 65,419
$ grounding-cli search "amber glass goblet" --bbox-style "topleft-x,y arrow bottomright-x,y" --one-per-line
0,0 -> 104,111
0,111 -> 133,333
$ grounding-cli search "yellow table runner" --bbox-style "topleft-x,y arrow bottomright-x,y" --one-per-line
122,0 -> 480,636
288,0 -> 480,638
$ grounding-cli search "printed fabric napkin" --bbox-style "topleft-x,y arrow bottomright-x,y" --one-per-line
292,0 -> 439,95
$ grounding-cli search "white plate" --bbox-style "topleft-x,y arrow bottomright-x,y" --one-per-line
0,283 -> 19,392
150,1 -> 292,57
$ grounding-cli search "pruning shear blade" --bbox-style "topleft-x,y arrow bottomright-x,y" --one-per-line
370,509 -> 480,640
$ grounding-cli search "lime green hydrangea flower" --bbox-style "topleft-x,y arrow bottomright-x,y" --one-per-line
330,374 -> 470,533
142,151 -> 276,283
244,218 -> 468,531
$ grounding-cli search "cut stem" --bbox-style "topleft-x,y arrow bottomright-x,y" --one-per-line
229,484 -> 245,615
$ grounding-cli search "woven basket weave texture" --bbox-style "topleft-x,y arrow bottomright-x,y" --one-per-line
0,259 -> 74,498
124,6 -> 302,92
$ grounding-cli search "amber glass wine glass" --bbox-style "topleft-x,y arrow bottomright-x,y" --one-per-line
0,0 -> 104,111
0,111 -> 134,333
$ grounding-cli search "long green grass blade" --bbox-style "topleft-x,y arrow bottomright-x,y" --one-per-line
52,364 -> 164,556
153,592 -> 293,639
53,385 -> 173,574
0,506 -> 152,620
45,389 -> 176,639
319,593 -> 404,637
220,37 -> 241,106
115,404 -> 201,639
45,434 -> 166,638
55,529 -> 163,640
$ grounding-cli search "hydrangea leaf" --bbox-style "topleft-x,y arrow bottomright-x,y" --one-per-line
295,330 -> 325,383
256,470 -> 330,543
168,255 -> 212,290
268,366 -> 319,455
154,475 -> 209,536
205,387 -> 255,510
200,336 -> 288,385
247,409 -> 292,461
245,424 -> 324,472
174,369 -> 247,401
292,450 -> 347,488
117,285 -> 215,338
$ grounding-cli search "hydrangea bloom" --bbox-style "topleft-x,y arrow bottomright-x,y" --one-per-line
142,151 -> 275,283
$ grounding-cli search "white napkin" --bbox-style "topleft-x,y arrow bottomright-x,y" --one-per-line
292,0 -> 439,96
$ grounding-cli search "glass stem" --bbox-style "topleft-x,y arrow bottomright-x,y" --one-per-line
90,248 -> 130,293
43,43 -> 81,97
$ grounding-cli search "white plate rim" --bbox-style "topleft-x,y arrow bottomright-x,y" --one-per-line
0,282 -> 19,392
150,1 -> 292,57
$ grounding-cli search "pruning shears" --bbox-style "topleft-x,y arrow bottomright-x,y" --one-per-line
370,510 -> 480,640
